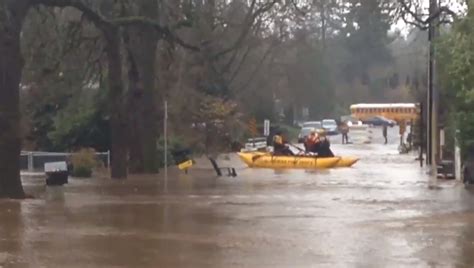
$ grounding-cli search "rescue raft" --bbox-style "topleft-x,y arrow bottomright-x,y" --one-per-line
237,152 -> 359,169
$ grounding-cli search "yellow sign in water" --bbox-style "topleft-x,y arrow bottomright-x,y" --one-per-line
178,160 -> 194,170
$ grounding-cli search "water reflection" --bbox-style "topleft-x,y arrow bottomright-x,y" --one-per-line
458,214 -> 474,267
0,201 -> 24,266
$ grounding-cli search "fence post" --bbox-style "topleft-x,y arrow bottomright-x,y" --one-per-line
27,152 -> 34,172
107,150 -> 111,169
455,130 -> 462,181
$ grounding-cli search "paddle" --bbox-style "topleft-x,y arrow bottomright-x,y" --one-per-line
288,143 -> 305,153
289,143 -> 322,157
250,143 -> 307,162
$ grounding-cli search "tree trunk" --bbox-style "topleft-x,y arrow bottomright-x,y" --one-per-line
0,0 -> 29,198
126,47 -> 145,173
126,1 -> 159,174
105,28 -> 128,179
320,0 -> 326,51
136,31 -> 159,174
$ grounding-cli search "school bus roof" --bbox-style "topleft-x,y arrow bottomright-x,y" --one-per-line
350,103 -> 417,109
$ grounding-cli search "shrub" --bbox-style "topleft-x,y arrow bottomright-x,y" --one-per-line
71,148 -> 98,178
156,136 -> 189,166
72,165 -> 93,177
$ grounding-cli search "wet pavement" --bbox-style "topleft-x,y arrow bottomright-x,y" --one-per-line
2,127 -> 474,267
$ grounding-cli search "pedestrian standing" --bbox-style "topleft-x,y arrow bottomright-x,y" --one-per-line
383,124 -> 388,144
399,121 -> 406,146
340,121 -> 349,144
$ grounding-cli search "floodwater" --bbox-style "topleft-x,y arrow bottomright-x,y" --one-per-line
2,127 -> 474,267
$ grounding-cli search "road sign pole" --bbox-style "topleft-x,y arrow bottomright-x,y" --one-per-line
164,100 -> 168,191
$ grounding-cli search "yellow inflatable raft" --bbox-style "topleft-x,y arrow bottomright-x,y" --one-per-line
237,152 -> 358,169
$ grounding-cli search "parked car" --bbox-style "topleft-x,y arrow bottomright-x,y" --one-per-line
322,119 -> 339,135
363,116 -> 396,127
340,115 -> 362,126
298,127 -> 316,143
302,121 -> 323,130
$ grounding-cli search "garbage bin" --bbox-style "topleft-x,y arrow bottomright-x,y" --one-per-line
45,161 -> 69,186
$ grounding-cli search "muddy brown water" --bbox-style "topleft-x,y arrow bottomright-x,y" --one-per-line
2,128 -> 474,267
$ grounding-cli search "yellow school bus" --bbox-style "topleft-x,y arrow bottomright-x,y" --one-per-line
350,103 -> 420,123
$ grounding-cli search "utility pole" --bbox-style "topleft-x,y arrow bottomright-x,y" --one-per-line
427,0 -> 439,171
164,100 -> 168,191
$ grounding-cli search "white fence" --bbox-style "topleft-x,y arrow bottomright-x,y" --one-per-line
242,137 -> 268,152
20,151 -> 110,172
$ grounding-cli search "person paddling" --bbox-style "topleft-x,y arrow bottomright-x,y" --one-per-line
304,130 -> 320,155
273,131 -> 294,156
316,130 -> 334,157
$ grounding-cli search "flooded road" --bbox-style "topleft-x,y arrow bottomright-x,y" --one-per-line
2,127 -> 474,267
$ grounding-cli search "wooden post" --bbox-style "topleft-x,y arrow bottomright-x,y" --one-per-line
27,152 -> 34,172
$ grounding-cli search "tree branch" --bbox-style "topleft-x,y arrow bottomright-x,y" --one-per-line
30,0 -> 113,32
110,17 -> 200,51
30,0 -> 199,51
212,0 -> 280,59
397,0 -> 458,29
